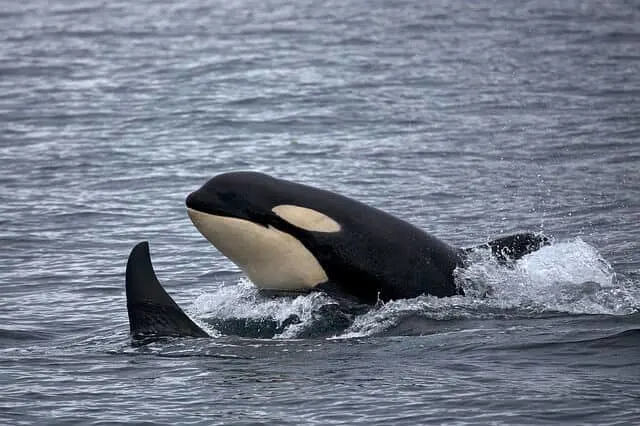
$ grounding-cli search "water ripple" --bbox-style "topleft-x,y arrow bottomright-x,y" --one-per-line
1,0 -> 639,424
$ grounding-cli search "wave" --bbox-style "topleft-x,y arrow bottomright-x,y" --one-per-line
0,327 -> 54,346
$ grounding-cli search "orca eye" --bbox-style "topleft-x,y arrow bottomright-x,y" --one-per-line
246,210 -> 272,228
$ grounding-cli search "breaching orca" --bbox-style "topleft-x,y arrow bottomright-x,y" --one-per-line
185,172 -> 548,303
125,172 -> 549,339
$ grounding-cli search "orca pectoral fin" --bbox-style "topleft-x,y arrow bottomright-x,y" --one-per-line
466,232 -> 551,263
125,242 -> 209,341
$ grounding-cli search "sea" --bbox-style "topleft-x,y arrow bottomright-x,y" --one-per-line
1,0 -> 639,424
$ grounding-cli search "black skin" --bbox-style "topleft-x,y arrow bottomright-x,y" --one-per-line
126,242 -> 209,342
186,172 -> 549,304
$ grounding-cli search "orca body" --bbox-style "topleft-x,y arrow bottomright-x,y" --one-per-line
185,172 -> 548,304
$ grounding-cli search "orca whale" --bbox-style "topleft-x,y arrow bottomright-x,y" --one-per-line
185,171 -> 548,303
126,171 -> 549,339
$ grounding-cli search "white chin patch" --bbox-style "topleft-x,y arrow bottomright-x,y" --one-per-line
272,205 -> 341,233
187,208 -> 328,291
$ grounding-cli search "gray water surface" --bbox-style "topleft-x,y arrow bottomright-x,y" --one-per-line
1,0 -> 639,424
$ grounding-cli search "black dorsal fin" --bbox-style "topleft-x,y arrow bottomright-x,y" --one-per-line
125,242 -> 209,341
464,232 -> 550,262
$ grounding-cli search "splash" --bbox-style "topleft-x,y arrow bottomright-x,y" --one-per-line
191,280 -> 340,338
190,239 -> 638,339
340,238 -> 639,338
456,237 -> 633,313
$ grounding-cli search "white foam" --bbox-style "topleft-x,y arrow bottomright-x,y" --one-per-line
192,279 -> 333,337
191,239 -> 639,339
455,237 -> 632,314
339,238 -> 638,338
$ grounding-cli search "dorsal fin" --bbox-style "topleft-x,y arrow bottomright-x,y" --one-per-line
125,242 -> 209,341
464,232 -> 550,263
485,232 -> 550,261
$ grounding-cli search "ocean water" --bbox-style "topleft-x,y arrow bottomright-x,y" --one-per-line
1,0 -> 639,424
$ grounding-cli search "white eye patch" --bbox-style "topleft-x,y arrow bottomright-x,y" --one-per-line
272,205 -> 341,233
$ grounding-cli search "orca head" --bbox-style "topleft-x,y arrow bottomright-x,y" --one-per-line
186,172 -> 342,291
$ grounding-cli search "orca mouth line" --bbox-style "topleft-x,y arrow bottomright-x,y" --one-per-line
186,207 -> 272,230
185,192 -> 226,216
185,192 -> 271,228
